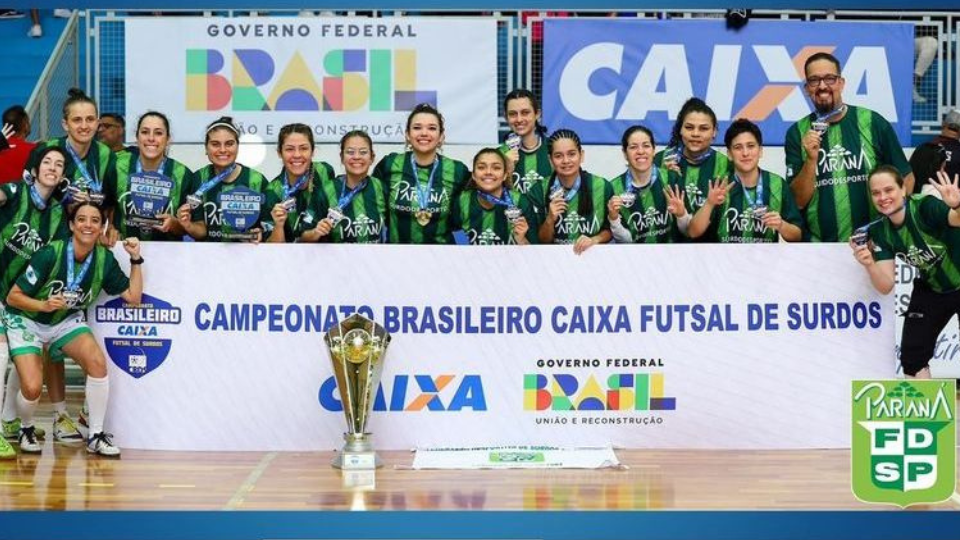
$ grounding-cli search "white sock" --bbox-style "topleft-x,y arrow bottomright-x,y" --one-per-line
16,391 -> 38,429
1,365 -> 18,422
85,376 -> 109,435
52,400 -> 67,416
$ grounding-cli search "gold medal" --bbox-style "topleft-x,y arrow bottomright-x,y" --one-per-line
416,210 -> 431,226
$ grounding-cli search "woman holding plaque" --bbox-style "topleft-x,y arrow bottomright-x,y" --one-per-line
450,148 -> 536,245
687,119 -> 803,243
177,117 -> 269,243
0,146 -> 69,459
851,167 -> 960,379
373,103 -> 470,244
654,97 -> 730,237
105,111 -> 194,241
263,123 -> 335,243
300,130 -> 386,244
27,88 -> 116,211
5,201 -> 143,456
607,125 -> 689,244
538,129 -> 612,254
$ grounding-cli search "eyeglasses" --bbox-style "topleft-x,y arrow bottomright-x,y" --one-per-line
805,75 -> 841,89
343,148 -> 370,157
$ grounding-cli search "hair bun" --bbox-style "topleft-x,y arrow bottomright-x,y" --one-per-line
67,87 -> 87,99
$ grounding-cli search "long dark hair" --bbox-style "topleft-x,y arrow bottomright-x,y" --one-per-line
547,129 -> 592,218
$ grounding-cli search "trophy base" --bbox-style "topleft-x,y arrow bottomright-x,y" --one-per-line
332,433 -> 382,470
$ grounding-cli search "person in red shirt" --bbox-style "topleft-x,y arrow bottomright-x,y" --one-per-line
0,106 -> 36,184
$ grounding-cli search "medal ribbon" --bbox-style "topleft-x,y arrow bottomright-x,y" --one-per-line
66,240 -> 94,293
409,158 -> 440,212
733,173 -> 764,210
337,176 -> 368,209
65,142 -> 101,192
624,167 -> 658,194
191,163 -> 236,199
282,167 -> 311,200
550,175 -> 581,203
477,189 -> 514,208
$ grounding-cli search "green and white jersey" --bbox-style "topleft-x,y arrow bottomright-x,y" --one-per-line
301,175 -> 387,244
373,152 -> 471,244
609,171 -> 676,244
106,149 -> 195,241
538,170 -> 612,244
263,161 -> 335,242
708,170 -> 802,243
498,139 -> 552,198
652,148 -> 729,217
450,188 -> 538,245
785,105 -> 911,242
0,182 -> 68,297
28,137 -> 117,205
189,165 -> 269,243
10,240 -> 130,325
871,195 -> 960,293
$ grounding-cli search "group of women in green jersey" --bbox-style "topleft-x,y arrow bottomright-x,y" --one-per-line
0,80 -> 955,464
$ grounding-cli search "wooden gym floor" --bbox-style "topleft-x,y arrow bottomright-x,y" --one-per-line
1,396 -> 958,511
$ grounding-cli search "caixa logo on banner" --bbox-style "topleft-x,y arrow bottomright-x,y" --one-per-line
94,294 -> 182,379
318,374 -> 487,412
542,19 -> 913,145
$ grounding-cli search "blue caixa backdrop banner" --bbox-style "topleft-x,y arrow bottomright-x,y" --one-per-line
542,19 -> 913,146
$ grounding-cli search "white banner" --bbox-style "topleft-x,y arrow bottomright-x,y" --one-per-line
92,244 -> 893,451
124,17 -> 498,144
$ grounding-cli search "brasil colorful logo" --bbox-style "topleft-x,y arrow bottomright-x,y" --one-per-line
851,380 -> 956,507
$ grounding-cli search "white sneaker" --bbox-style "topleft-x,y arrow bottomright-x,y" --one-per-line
18,426 -> 42,454
86,432 -> 121,457
913,88 -> 927,103
53,9 -> 73,18
28,24 -> 42,38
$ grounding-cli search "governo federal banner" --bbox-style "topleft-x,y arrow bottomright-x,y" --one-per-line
90,244 -> 894,451
124,17 -> 499,144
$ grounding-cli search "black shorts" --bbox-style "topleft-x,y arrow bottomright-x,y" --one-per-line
900,279 -> 960,376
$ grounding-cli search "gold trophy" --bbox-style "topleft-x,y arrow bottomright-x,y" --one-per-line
324,313 -> 391,469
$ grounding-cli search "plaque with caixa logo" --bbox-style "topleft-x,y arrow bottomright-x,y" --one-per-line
96,293 -> 182,379
851,380 -> 956,507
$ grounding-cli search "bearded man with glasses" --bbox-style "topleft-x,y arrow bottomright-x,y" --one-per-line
784,52 -> 912,242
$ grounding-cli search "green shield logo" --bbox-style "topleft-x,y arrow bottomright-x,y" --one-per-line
852,380 -> 956,507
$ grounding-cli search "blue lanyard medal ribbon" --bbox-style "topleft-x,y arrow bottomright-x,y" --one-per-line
550,175 -> 581,203
851,212 -> 895,247
23,172 -> 49,210
410,158 -> 440,226
812,104 -> 847,134
187,164 -> 236,209
734,173 -> 765,217
280,168 -> 311,213
478,189 -> 522,222
64,143 -> 104,204
621,168 -> 658,207
677,144 -> 714,166
63,240 -> 94,307
327,176 -> 368,225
